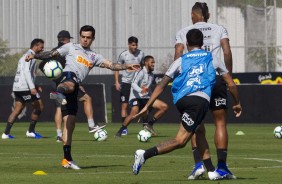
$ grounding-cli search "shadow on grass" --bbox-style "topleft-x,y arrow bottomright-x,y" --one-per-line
80,164 -> 124,169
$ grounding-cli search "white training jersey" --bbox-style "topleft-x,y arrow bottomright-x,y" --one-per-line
57,43 -> 105,82
116,49 -> 145,83
13,49 -> 37,91
129,66 -> 154,100
175,22 -> 229,66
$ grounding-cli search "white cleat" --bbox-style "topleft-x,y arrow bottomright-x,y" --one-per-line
187,162 -> 205,180
61,159 -> 81,170
208,169 -> 228,180
2,133 -> 15,139
132,149 -> 145,175
50,92 -> 67,105
26,131 -> 42,139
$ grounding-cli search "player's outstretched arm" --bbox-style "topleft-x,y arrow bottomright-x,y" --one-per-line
222,72 -> 242,117
25,50 -> 61,61
133,75 -> 171,119
100,60 -> 140,71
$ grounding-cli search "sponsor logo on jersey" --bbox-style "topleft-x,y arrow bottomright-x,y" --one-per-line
187,52 -> 207,58
76,55 -> 93,68
182,112 -> 194,126
215,98 -> 226,106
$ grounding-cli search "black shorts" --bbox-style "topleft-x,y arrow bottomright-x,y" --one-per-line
59,72 -> 79,116
210,75 -> 228,110
129,98 -> 149,110
13,91 -> 41,103
175,96 -> 209,133
120,83 -> 131,103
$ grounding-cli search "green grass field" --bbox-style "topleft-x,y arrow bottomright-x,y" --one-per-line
0,122 -> 281,184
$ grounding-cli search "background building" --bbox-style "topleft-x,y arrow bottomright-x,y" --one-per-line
0,0 -> 281,76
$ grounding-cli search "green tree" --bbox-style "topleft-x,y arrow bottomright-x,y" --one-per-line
0,39 -> 24,76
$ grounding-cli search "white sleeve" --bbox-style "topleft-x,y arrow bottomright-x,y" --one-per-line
57,43 -> 71,57
94,54 -> 105,67
131,70 -> 144,93
220,25 -> 229,40
116,51 -> 125,64
23,57 -> 35,89
165,58 -> 182,78
175,28 -> 186,45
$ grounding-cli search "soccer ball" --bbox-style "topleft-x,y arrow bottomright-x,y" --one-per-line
137,130 -> 152,142
43,60 -> 63,79
94,129 -> 108,141
273,126 -> 282,138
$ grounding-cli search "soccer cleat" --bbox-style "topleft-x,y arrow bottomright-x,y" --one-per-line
121,128 -> 128,135
50,92 -> 67,105
208,168 -> 229,180
2,133 -> 15,139
26,131 -> 43,139
132,149 -> 145,175
216,163 -> 237,179
89,124 -> 106,133
143,124 -> 157,136
187,162 -> 205,180
61,159 -> 81,170
56,136 -> 62,142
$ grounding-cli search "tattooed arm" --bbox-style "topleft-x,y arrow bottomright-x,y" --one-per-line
25,50 -> 61,61
100,60 -> 140,71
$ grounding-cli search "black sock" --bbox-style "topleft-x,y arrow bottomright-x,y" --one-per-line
144,147 -> 158,160
4,122 -> 14,134
28,120 -> 37,133
118,125 -> 127,133
121,117 -> 126,123
203,158 -> 215,172
148,117 -> 157,126
63,145 -> 73,161
192,147 -> 202,164
142,116 -> 148,124
217,149 -> 227,164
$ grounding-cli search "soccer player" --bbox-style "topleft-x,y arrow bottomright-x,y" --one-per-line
114,36 -> 145,135
39,30 -> 105,142
174,2 -> 236,179
2,39 -> 45,139
25,25 -> 140,170
132,29 -> 242,180
115,55 -> 168,137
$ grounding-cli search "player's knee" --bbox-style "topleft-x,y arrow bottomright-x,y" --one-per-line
162,103 -> 168,112
84,94 -> 92,102
175,137 -> 187,148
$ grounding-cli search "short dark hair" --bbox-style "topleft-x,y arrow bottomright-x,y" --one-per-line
144,55 -> 154,63
30,38 -> 44,49
186,29 -> 203,47
80,25 -> 95,38
192,2 -> 209,22
128,36 -> 138,44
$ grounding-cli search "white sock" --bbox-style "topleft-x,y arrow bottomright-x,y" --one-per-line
56,129 -> 62,137
88,119 -> 95,128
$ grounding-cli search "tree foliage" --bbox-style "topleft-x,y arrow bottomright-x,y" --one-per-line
0,39 -> 24,76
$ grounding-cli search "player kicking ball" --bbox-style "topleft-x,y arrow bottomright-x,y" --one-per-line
131,29 -> 242,180
25,25 -> 140,170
